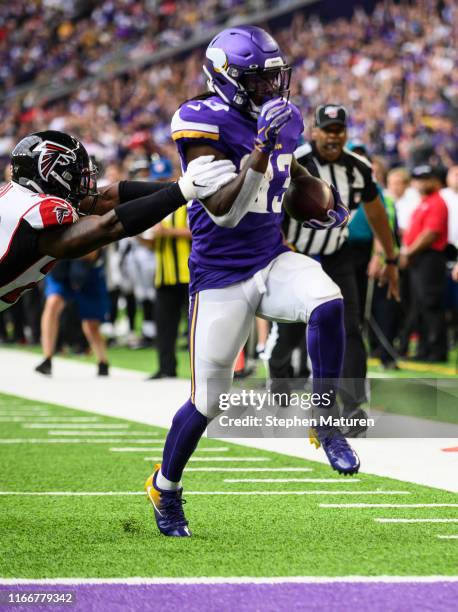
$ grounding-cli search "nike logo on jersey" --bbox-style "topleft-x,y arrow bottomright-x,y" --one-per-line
188,104 -> 201,111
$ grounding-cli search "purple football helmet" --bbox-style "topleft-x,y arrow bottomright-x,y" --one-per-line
203,25 -> 291,117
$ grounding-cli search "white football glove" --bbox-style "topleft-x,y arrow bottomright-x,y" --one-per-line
178,155 -> 237,201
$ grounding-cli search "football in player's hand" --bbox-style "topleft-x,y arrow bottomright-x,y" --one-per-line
283,175 -> 334,222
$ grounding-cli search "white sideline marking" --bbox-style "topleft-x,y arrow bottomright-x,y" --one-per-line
0,576 -> 457,585
23,423 -> 130,429
437,535 -> 458,539
321,503 -> 458,509
0,490 -> 410,496
224,478 -> 360,483
375,518 -> 458,524
185,468 -> 314,472
0,439 -> 163,444
111,446 -> 228,452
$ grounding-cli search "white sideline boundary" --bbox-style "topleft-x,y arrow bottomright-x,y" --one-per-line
0,576 -> 457,585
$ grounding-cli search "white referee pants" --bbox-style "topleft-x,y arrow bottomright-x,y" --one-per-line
189,250 -> 342,418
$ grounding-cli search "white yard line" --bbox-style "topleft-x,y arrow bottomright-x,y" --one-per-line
23,423 -> 130,429
0,413 -> 50,417
185,468 -> 314,472
320,503 -> 458,508
437,535 -> 458,539
142,457 -> 270,462
0,490 -> 410,496
47,431 -> 156,436
0,417 -> 101,422
110,446 -> 227,452
1,348 -> 457,492
375,518 -> 458,523
0,576 -> 457,585
0,439 -> 163,444
224,478 -> 361,483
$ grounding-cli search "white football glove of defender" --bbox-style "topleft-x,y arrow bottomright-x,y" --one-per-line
178,155 -> 237,201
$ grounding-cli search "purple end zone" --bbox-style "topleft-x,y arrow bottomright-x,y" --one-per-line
1,581 -> 457,612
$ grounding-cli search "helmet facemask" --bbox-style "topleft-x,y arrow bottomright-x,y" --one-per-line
239,65 -> 291,113
204,62 -> 291,118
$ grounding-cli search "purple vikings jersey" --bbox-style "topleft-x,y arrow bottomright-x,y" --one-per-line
171,95 -> 297,294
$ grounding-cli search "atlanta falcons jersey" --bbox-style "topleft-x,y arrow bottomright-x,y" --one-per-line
171,95 -> 294,294
0,181 -> 78,311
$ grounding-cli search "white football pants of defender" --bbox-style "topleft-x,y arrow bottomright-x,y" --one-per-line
189,250 -> 342,418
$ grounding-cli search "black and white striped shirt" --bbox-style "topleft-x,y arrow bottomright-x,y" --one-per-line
285,142 -> 379,256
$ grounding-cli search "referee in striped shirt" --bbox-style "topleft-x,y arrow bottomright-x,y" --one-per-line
269,104 -> 399,431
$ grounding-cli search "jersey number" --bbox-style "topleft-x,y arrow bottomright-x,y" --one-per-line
241,153 -> 292,214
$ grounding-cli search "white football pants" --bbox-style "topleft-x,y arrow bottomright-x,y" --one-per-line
189,250 -> 342,418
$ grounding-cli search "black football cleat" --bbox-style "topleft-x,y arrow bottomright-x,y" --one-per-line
35,358 -> 52,376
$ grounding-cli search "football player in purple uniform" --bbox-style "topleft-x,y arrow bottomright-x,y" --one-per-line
0,130 -> 236,311
145,25 -> 359,538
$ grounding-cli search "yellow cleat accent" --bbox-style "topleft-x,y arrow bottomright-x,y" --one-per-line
309,427 -> 321,449
144,463 -> 162,509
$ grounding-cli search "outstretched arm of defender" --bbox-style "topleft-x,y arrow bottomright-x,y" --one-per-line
38,157 -> 236,259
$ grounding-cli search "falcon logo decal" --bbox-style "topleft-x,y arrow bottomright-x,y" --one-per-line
53,204 -> 76,225
34,140 -> 77,182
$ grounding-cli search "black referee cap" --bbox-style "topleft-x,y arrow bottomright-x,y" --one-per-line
411,164 -> 442,179
315,104 -> 348,128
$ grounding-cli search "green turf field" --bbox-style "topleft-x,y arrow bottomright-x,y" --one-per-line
0,392 -> 457,579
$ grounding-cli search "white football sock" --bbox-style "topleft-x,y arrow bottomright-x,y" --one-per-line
156,469 -> 181,491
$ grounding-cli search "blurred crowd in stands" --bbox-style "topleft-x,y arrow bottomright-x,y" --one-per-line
0,0 -> 456,171
0,0 -> 274,91
0,0 -> 457,371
